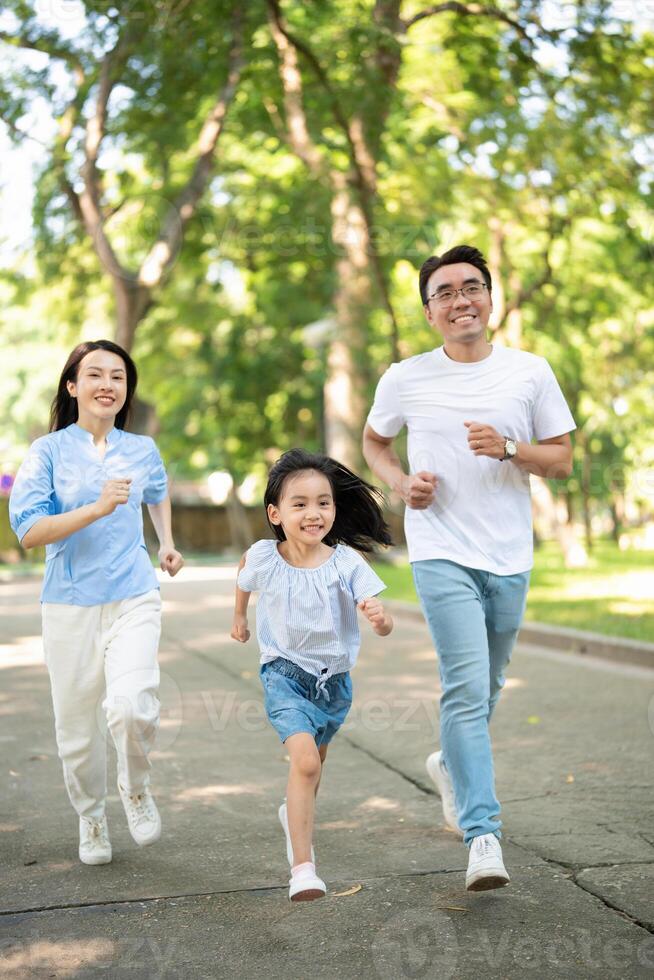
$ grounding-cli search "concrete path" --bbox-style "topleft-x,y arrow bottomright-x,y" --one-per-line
1,565 -> 653,979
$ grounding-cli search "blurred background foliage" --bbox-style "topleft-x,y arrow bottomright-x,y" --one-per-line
1,0 -> 653,551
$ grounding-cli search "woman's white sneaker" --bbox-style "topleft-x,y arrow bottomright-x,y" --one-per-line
425,751 -> 463,837
118,782 -> 161,846
288,862 -> 326,902
466,833 -> 510,891
79,815 -> 112,865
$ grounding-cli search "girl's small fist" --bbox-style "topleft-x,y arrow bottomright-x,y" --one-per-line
231,617 -> 250,643
357,598 -> 393,635
358,597 -> 381,618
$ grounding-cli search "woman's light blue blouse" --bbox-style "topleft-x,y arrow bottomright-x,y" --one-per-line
9,424 -> 168,606
237,538 -> 386,681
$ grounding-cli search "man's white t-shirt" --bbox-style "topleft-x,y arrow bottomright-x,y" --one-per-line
366,344 -> 576,575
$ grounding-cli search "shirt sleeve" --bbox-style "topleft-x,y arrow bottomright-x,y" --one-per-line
532,360 -> 576,441
344,549 -> 387,603
9,439 -> 56,544
366,363 -> 405,438
237,539 -> 276,593
142,439 -> 169,505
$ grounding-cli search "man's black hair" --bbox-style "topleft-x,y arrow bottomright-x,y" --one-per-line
418,245 -> 492,305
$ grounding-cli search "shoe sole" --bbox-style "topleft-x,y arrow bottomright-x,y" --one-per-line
466,871 -> 510,892
79,853 -> 112,865
425,754 -> 463,837
131,826 -> 161,847
290,888 -> 326,902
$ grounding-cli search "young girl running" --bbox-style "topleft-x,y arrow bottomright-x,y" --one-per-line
9,340 -> 183,865
231,448 -> 393,901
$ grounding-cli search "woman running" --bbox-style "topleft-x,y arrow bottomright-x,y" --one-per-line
9,339 -> 183,865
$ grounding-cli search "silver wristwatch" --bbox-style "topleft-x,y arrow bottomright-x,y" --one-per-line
502,437 -> 518,461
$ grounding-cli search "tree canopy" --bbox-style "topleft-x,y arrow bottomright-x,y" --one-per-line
1,0 -> 653,537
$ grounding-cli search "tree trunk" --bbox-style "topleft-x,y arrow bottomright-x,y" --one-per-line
609,495 -> 623,543
110,278 -> 155,434
581,448 -> 593,552
504,270 -> 523,348
113,278 -> 152,353
561,488 -> 588,567
531,477 -> 587,567
323,179 -> 371,469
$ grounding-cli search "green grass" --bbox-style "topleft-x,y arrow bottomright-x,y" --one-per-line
4,541 -> 651,643
372,540 -> 654,644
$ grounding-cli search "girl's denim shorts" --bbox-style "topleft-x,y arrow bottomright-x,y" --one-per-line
260,657 -> 352,746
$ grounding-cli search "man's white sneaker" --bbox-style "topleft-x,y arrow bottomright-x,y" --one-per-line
118,782 -> 161,847
426,751 -> 463,837
466,833 -> 510,891
288,862 -> 326,902
278,802 -> 315,867
79,815 -> 112,865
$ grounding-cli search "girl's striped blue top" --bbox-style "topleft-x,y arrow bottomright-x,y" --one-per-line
238,538 -> 386,681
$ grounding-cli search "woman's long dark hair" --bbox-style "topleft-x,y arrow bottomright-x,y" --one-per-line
264,448 -> 393,553
49,340 -> 138,432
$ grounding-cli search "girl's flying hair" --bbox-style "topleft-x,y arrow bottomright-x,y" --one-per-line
264,448 -> 393,553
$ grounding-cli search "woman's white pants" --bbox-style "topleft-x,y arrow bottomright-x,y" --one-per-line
42,589 -> 162,820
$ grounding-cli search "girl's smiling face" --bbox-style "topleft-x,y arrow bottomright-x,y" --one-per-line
267,469 -> 336,546
67,349 -> 128,426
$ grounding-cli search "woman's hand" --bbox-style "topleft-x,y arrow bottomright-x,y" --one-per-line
96,478 -> 132,516
357,597 -> 393,636
158,546 -> 184,577
231,614 -> 250,643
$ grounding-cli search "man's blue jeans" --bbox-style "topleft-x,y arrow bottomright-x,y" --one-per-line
412,559 -> 530,845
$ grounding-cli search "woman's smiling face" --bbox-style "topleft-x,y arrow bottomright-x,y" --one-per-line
67,349 -> 128,425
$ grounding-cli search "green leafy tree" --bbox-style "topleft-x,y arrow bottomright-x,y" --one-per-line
2,0 -> 652,532
1,0 -> 246,349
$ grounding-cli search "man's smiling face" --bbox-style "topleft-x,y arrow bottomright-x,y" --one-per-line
423,261 -> 492,346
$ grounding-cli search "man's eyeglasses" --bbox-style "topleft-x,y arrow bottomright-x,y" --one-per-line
427,282 -> 488,307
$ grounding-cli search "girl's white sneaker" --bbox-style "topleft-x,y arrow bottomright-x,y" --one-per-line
79,815 -> 112,865
289,862 -> 326,902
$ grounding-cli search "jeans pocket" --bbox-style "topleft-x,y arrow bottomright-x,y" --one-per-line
491,571 -> 530,632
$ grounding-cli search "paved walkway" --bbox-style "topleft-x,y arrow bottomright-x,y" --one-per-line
1,566 -> 653,979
